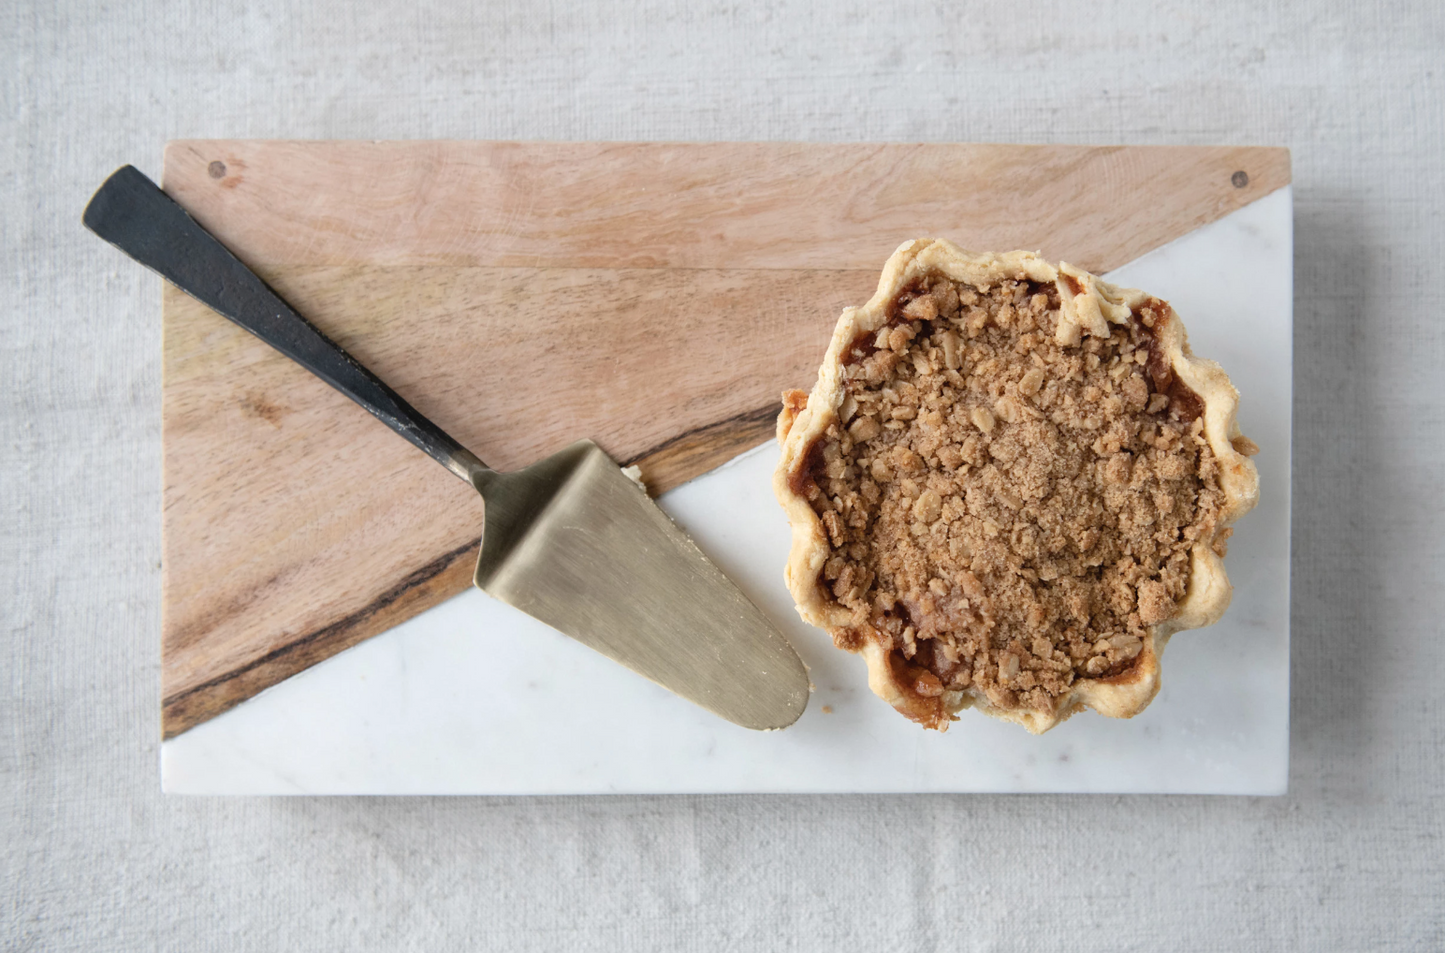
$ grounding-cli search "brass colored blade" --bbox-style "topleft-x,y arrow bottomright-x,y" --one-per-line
473,441 -> 809,730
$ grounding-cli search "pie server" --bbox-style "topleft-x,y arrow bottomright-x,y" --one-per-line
85,165 -> 809,731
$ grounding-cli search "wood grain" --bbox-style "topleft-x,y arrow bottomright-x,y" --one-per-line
160,140 -> 1290,737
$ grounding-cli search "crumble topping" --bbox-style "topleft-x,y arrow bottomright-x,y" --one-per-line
787,274 -> 1228,727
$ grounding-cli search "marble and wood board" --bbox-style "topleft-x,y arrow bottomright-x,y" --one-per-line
160,141 -> 1290,739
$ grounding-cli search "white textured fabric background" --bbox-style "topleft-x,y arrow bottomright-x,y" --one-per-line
4,1 -> 1443,949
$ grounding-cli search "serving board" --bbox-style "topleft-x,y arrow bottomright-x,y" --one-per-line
160,141 -> 1290,738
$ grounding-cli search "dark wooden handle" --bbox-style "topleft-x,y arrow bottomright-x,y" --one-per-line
83,165 -> 487,482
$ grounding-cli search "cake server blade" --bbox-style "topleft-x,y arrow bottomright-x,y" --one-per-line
83,165 -> 809,731
471,439 -> 808,729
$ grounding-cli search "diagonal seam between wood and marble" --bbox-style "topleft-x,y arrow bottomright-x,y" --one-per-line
158,401 -> 782,736
159,141 -> 1290,738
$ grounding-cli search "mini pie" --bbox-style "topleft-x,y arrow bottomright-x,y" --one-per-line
773,240 -> 1260,733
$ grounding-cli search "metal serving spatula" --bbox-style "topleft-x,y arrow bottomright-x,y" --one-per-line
85,165 -> 808,731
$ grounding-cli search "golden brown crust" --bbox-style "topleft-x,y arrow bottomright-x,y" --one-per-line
773,240 -> 1259,734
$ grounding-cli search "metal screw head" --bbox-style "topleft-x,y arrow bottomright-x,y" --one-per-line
1231,170 -> 1249,188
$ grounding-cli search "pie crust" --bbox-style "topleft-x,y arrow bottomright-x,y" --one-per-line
773,240 -> 1260,733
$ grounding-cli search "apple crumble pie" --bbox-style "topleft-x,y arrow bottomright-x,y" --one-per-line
774,241 -> 1259,733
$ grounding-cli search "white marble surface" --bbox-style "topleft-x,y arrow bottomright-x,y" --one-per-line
162,186 -> 1293,795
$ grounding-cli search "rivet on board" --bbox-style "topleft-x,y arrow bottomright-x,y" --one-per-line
208,160 -> 227,180
1231,170 -> 1249,188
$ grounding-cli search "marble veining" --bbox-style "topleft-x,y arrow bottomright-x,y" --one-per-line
162,186 -> 1292,795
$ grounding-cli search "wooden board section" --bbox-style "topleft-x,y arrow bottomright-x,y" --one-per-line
160,141 -> 1290,737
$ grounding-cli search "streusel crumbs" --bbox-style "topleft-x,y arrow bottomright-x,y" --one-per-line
786,275 -> 1227,724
